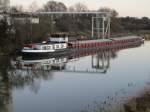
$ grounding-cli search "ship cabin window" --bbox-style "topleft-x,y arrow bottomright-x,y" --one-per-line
43,46 -> 47,50
56,45 -> 60,49
42,45 -> 52,50
47,46 -> 51,50
61,44 -> 66,48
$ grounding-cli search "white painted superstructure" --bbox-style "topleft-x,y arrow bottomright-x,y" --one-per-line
49,37 -> 68,43
22,42 -> 67,54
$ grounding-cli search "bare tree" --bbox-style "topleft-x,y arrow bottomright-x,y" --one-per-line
69,3 -> 88,12
11,5 -> 24,12
10,5 -> 24,13
43,1 -> 67,12
98,7 -> 118,17
98,7 -> 124,32
68,6 -> 75,12
28,1 -> 39,12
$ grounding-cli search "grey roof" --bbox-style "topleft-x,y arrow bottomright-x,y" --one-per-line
70,39 -> 112,44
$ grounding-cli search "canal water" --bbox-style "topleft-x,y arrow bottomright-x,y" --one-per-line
0,41 -> 150,112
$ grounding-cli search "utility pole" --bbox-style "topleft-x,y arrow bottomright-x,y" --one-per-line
30,13 -> 33,43
91,17 -> 94,38
50,15 -> 53,34
102,17 -> 105,39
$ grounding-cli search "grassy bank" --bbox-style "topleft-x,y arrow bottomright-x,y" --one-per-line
142,34 -> 150,40
134,30 -> 150,40
124,87 -> 150,112
0,49 -> 5,56
0,45 -> 18,56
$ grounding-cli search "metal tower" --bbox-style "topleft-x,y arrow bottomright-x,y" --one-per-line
92,13 -> 111,39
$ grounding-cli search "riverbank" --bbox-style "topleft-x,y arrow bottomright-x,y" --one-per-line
123,86 -> 150,112
135,30 -> 150,40
0,49 -> 6,56
0,48 -> 13,56
142,34 -> 150,40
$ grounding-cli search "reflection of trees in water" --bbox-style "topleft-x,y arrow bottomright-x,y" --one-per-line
8,69 -> 53,93
0,75 -> 12,112
0,56 -> 54,111
0,56 -> 12,112
10,56 -> 56,92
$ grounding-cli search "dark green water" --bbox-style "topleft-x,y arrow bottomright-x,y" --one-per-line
0,42 -> 150,112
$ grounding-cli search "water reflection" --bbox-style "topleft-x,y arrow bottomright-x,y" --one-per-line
11,56 -> 68,71
81,82 -> 138,112
0,56 -> 12,112
92,52 -> 111,73
0,43 -> 143,112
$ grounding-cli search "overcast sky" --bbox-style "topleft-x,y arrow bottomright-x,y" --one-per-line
11,0 -> 150,17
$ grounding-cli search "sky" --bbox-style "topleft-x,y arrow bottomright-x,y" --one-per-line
11,0 -> 150,17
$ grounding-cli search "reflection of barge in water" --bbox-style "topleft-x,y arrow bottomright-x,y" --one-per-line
11,56 -> 68,71
22,33 -> 144,56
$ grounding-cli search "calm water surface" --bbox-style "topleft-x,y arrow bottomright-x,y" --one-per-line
0,42 -> 150,112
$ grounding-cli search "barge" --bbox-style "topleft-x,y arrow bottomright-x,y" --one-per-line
22,34 -> 144,57
68,36 -> 143,49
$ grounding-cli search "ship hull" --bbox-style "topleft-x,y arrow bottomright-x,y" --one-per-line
22,49 -> 70,57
